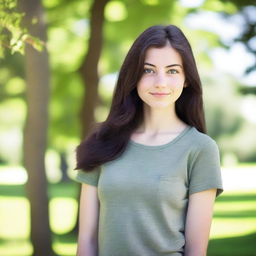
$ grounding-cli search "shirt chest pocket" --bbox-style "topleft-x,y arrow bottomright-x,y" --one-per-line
157,175 -> 188,207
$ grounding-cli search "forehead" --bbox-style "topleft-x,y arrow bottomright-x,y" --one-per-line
144,45 -> 182,65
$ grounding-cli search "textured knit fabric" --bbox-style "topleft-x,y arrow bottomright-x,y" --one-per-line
74,126 -> 223,256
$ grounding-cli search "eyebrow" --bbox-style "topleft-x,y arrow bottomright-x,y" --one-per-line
144,62 -> 183,68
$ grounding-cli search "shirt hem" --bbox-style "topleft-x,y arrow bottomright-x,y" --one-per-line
189,185 -> 223,197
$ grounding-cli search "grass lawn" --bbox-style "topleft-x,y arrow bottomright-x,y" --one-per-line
0,176 -> 256,255
0,182 -> 79,256
208,190 -> 256,256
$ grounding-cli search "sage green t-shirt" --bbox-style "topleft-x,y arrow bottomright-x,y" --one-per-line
74,126 -> 223,256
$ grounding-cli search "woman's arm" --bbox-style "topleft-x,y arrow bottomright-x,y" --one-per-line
184,189 -> 217,256
76,183 -> 100,256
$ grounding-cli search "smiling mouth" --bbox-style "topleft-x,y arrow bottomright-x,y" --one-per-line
150,93 -> 170,95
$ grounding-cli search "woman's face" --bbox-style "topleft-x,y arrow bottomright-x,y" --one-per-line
137,44 -> 186,109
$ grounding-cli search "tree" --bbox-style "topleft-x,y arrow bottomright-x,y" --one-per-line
67,0 -> 110,234
78,0 -> 110,139
201,0 -> 256,94
19,0 -> 55,255
0,0 -> 43,57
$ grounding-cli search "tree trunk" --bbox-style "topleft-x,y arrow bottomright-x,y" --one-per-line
79,0 -> 110,139
19,0 -> 55,255
71,0 -> 109,234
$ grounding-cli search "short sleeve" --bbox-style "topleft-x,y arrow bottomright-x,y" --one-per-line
188,139 -> 223,197
74,167 -> 101,187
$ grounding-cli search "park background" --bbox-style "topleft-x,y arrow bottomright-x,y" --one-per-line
0,0 -> 255,255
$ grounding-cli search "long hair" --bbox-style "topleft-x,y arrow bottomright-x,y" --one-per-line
75,25 -> 206,171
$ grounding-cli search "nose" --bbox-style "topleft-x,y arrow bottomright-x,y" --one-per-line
154,73 -> 168,88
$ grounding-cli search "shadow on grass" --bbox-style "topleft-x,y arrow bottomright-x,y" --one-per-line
0,184 -> 26,197
208,232 -> 256,256
216,193 -> 256,203
1,183 -> 255,200
53,232 -> 77,244
0,182 -> 79,198
0,232 -> 77,245
0,237 -> 28,246
213,210 -> 256,218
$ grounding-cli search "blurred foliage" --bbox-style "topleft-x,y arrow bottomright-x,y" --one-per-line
202,0 -> 256,74
0,0 -> 44,58
204,70 -> 256,162
0,0 -> 255,165
239,86 -> 256,95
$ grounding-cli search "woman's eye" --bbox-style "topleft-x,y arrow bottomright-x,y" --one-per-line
167,69 -> 179,74
143,68 -> 154,74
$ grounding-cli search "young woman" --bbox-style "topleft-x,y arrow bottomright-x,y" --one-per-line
74,24 -> 223,256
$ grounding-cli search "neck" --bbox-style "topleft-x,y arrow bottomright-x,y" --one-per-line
137,104 -> 186,134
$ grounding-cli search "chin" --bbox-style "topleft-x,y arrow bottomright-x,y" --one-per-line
146,102 -> 174,109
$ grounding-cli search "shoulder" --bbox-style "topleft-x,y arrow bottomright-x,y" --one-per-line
188,127 -> 219,154
187,128 -> 221,177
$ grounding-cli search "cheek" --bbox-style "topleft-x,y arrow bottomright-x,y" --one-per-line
171,76 -> 185,85
172,83 -> 184,90
137,78 -> 151,93
137,86 -> 145,100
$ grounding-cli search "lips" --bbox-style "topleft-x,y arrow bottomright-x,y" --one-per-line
150,92 -> 170,95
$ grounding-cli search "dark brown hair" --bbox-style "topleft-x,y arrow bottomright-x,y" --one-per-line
75,25 -> 206,171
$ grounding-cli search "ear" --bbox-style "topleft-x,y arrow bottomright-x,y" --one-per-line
183,82 -> 188,88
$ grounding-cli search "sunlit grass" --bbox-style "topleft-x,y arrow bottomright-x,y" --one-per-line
211,218 -> 256,238
210,190 -> 256,238
49,198 -> 78,234
208,189 -> 256,256
53,243 -> 77,256
0,166 -> 27,185
0,181 -> 79,256
0,240 -> 32,256
0,197 -> 30,238
0,196 -> 78,237
214,201 -> 256,213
